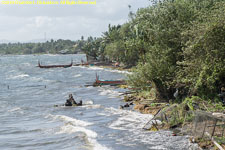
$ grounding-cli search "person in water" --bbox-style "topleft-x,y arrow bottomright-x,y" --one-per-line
65,94 -> 83,106
65,94 -> 77,106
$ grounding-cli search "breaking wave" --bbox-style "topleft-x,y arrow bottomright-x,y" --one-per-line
104,69 -> 132,75
46,114 -> 93,126
98,88 -> 122,98
46,114 -> 110,150
105,107 -> 153,131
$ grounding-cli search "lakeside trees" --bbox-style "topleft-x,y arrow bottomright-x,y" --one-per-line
127,0 -> 225,101
90,0 -> 224,102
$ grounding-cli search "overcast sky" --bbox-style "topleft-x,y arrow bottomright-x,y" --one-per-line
0,0 -> 150,42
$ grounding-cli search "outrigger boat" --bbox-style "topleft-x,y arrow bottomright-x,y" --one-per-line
38,60 -> 73,68
93,74 -> 125,86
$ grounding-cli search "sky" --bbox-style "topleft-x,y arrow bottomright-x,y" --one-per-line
0,0 -> 150,42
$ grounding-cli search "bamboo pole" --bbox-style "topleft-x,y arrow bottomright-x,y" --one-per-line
211,119 -> 218,138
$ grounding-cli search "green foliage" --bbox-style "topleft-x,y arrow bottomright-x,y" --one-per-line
214,136 -> 225,145
183,96 -> 203,111
128,0 -> 225,101
0,39 -> 78,54
178,2 -> 225,98
81,37 -> 102,60
128,0 -> 197,99
182,96 -> 225,112
101,23 -> 141,65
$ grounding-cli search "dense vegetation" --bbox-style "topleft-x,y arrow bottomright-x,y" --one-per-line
125,0 -> 225,102
0,0 -> 224,103
90,0 -> 225,103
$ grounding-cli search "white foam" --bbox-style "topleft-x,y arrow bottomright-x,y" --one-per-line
97,112 -> 111,117
105,69 -> 132,75
56,124 -> 97,137
77,66 -> 104,71
98,88 -> 122,98
83,104 -> 103,109
46,114 -> 93,126
84,100 -> 94,105
8,107 -> 21,112
73,74 -> 82,78
8,74 -> 29,79
8,107 -> 23,114
78,65 -> 132,74
82,100 -> 103,109
104,108 -> 192,149
87,66 -> 104,70
75,66 -> 86,69
105,107 -> 153,131
90,138 -> 110,150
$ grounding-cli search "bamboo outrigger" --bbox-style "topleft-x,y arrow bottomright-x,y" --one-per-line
38,60 -> 73,68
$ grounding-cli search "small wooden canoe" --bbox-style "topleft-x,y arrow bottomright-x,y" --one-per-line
38,60 -> 73,68
94,74 -> 125,86
95,79 -> 125,85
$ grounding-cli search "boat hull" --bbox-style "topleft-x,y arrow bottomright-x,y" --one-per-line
94,80 -> 125,86
38,61 -> 73,68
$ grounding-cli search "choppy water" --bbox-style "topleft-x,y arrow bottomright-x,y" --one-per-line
0,55 -> 195,150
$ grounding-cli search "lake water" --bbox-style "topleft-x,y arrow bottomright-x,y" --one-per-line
0,54 -> 195,150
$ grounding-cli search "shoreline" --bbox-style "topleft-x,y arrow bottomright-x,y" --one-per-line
122,91 -> 225,150
90,63 -> 225,150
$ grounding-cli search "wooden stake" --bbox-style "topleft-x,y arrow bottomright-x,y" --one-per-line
211,119 -> 218,138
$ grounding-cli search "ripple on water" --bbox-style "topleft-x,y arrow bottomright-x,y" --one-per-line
8,107 -> 24,114
7,74 -> 30,79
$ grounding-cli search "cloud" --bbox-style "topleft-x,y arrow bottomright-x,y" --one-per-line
0,0 -> 150,41
34,16 -> 53,28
